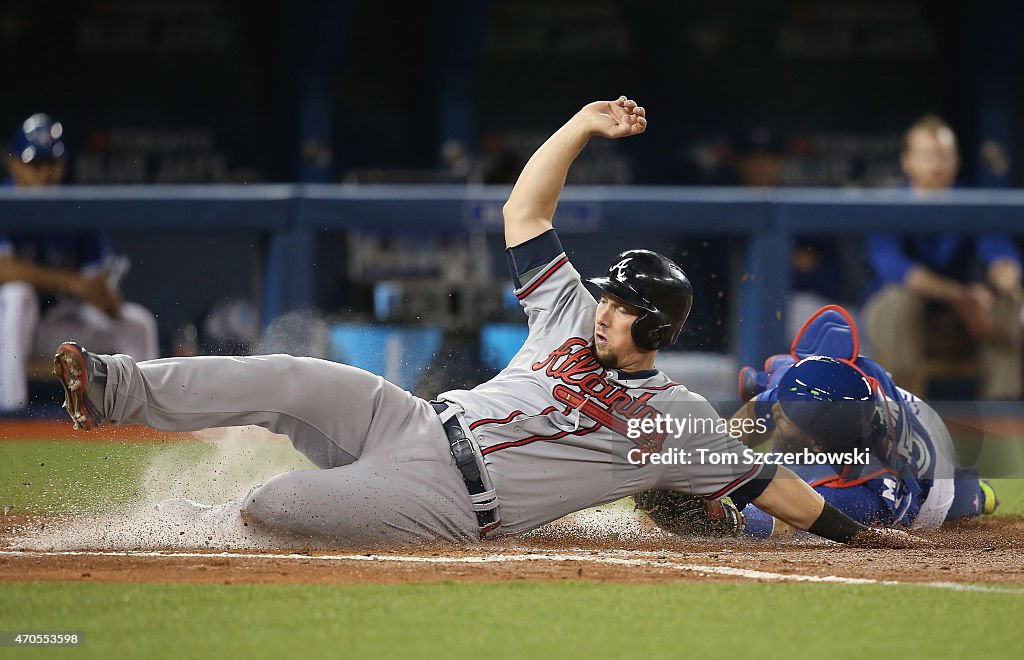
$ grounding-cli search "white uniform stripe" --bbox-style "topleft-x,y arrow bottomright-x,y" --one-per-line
0,549 -> 1018,594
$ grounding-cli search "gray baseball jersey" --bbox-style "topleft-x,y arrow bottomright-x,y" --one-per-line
89,231 -> 770,545
440,235 -> 771,534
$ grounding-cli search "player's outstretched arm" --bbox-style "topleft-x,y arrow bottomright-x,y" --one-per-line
503,96 -> 647,248
752,467 -> 826,530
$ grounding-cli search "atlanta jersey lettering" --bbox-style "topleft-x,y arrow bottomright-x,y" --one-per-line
440,246 -> 771,534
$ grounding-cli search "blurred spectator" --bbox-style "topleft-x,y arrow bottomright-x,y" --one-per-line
862,114 -> 1022,399
732,127 -> 785,187
735,128 -> 843,340
479,134 -> 524,185
0,113 -> 158,411
678,127 -> 842,350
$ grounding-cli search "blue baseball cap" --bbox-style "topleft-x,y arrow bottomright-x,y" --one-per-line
11,113 -> 66,163
776,356 -> 879,451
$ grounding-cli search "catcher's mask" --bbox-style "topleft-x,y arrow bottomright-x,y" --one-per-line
776,356 -> 887,453
586,249 -> 693,351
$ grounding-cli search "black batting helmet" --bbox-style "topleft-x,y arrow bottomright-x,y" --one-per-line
586,249 -> 693,351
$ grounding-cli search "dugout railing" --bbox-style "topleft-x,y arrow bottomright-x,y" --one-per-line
4,185 -> 1024,368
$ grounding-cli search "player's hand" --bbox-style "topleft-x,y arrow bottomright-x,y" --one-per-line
955,284 -> 995,338
848,527 -> 933,549
578,96 -> 647,139
73,273 -> 124,318
987,258 -> 1023,299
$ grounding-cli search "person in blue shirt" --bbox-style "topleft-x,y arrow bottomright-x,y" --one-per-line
863,114 -> 1022,399
0,113 -> 158,411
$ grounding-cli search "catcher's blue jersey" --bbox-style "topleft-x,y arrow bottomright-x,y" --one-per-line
739,306 -> 988,535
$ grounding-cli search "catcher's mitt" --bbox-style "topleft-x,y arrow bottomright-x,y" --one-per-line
633,490 -> 745,538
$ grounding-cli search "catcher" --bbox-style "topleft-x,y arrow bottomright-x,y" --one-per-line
635,305 -> 998,539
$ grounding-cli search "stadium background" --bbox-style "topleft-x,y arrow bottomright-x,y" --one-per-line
2,2 -> 1024,657
5,0 -> 1023,404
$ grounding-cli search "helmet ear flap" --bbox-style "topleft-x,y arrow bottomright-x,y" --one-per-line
631,311 -> 673,351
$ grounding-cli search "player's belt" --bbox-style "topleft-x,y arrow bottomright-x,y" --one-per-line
431,402 -> 502,539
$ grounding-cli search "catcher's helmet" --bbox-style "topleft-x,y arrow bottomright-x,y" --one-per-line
11,113 -> 65,163
776,356 -> 885,452
586,249 -> 693,351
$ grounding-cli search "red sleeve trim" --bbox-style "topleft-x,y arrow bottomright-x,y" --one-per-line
515,255 -> 570,300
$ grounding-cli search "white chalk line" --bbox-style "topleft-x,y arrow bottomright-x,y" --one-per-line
1,548 -> 1021,594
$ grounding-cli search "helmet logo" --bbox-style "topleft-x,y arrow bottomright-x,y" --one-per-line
610,258 -> 633,282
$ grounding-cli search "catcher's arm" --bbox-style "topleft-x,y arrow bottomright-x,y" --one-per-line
753,466 -> 926,547
638,469 -> 927,547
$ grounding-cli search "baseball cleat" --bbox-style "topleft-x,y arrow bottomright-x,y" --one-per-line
53,341 -> 108,431
979,480 -> 999,515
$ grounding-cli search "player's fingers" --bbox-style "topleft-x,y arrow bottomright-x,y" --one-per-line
637,116 -> 648,129
624,98 -> 637,111
634,105 -> 645,117
614,95 -> 627,105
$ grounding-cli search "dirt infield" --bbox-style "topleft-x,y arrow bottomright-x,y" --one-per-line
3,515 -> 1023,587
4,422 -> 1023,589
0,420 -> 191,442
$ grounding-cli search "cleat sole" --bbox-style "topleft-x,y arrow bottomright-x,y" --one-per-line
53,344 -> 98,432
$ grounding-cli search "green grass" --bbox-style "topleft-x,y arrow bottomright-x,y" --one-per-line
0,441 -> 204,514
0,439 -> 310,515
2,437 -> 1024,658
954,434 -> 1024,486
0,581 -> 1021,659
989,478 -> 1024,516
952,432 -> 1024,516
5,438 -> 1023,517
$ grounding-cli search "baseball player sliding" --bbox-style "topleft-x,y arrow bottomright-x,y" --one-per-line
53,96 -> 918,548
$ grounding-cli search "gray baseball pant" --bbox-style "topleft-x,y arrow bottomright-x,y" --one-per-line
100,353 -> 480,546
